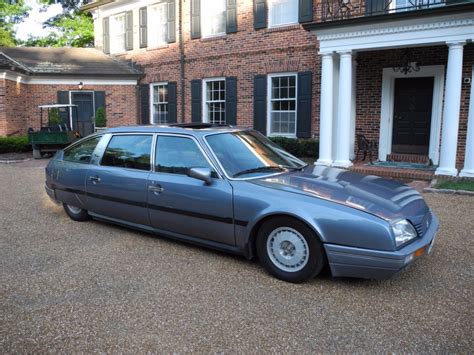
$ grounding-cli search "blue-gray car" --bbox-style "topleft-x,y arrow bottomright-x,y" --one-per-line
45,124 -> 438,282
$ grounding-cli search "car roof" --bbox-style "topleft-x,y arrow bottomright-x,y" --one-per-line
104,124 -> 250,137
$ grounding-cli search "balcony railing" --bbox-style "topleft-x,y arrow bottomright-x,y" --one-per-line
320,0 -> 467,22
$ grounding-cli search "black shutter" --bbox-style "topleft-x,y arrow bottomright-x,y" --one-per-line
226,0 -> 237,33
102,17 -> 110,54
253,75 -> 267,134
168,82 -> 177,123
125,10 -> 133,50
57,91 -> 70,126
191,0 -> 201,39
139,7 -> 147,48
140,84 -> 150,125
254,0 -> 267,30
191,79 -> 202,122
365,0 -> 389,15
296,71 -> 312,138
299,0 -> 313,23
94,91 -> 106,111
167,0 -> 176,43
225,77 -> 237,125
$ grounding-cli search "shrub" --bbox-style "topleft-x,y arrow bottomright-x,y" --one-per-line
269,137 -> 319,158
95,107 -> 107,127
48,108 -> 62,126
0,135 -> 31,153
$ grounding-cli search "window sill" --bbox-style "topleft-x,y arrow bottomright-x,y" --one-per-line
266,24 -> 301,33
200,34 -> 227,42
146,44 -> 169,51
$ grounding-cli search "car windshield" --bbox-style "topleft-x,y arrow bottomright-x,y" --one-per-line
205,130 -> 307,178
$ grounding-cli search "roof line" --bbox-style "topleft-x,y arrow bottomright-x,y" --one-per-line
0,52 -> 31,74
81,0 -> 115,11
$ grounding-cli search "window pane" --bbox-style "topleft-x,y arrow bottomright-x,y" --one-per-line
111,14 -> 126,53
156,136 -> 212,175
149,3 -> 168,47
269,0 -> 298,27
101,135 -> 152,171
151,84 -> 169,124
201,0 -> 226,37
205,79 -> 226,124
270,74 -> 297,135
64,136 -> 101,163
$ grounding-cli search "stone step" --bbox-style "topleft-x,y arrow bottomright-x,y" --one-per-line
350,165 -> 434,181
386,153 -> 430,164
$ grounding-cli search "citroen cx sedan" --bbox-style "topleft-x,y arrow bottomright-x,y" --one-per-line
45,124 -> 438,282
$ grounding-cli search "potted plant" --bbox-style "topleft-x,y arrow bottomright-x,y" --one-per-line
94,107 -> 107,132
48,108 -> 62,126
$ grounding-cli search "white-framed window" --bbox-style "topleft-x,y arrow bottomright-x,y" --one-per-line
201,0 -> 226,38
149,2 -> 168,47
267,73 -> 297,137
150,83 -> 169,124
110,13 -> 126,53
203,78 -> 226,124
268,0 -> 299,27
390,0 -> 444,12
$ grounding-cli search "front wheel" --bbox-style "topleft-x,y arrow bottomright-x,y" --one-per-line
63,203 -> 90,222
256,217 -> 326,283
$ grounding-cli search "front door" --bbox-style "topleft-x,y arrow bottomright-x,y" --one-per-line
71,92 -> 94,137
392,77 -> 434,155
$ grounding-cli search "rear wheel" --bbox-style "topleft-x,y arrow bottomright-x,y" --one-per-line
63,203 -> 90,222
256,217 -> 326,283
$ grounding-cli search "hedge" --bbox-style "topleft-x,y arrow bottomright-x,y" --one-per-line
269,137 -> 319,158
0,135 -> 31,154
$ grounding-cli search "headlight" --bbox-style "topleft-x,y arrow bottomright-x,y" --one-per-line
391,219 -> 417,247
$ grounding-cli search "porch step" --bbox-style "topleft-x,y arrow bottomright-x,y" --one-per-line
350,164 -> 434,182
386,153 -> 429,164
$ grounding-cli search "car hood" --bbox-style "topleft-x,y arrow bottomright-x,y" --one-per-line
251,165 -> 429,221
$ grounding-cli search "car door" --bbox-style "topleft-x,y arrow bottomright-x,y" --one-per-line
85,133 -> 153,226
147,135 -> 235,245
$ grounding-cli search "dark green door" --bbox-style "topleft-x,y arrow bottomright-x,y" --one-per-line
392,77 -> 434,155
71,92 -> 94,137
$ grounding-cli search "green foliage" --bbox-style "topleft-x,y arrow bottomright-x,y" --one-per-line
0,135 -> 31,153
25,11 -> 94,47
434,180 -> 474,192
0,0 -> 29,47
95,107 -> 107,127
48,108 -> 62,126
269,137 -> 319,158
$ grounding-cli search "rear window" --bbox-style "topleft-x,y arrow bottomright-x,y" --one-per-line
101,135 -> 153,171
63,136 -> 101,164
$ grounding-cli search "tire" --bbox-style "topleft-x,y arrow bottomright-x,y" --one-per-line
63,203 -> 90,222
256,217 -> 326,283
33,148 -> 42,159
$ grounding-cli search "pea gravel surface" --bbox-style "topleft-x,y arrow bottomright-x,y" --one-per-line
1,160 -> 472,353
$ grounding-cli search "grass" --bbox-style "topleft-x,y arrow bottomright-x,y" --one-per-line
434,180 -> 474,192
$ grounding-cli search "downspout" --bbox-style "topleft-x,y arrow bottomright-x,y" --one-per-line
179,0 -> 185,122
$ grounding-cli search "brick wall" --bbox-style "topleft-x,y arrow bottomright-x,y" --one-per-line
355,44 -> 473,167
0,82 -> 138,136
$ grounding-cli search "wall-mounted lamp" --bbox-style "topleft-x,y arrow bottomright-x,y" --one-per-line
78,82 -> 84,90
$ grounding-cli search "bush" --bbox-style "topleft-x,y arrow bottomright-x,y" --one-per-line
48,108 -> 62,126
95,107 -> 107,127
269,137 -> 319,158
0,135 -> 31,154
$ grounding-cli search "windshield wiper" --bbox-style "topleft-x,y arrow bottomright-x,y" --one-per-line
232,166 -> 286,178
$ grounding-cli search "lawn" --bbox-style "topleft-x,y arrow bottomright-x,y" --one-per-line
434,180 -> 474,191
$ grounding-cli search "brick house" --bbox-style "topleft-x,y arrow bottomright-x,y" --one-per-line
0,47 -> 142,137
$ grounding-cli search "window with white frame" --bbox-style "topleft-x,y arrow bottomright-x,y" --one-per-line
203,78 -> 226,124
201,0 -> 226,37
110,13 -> 126,53
268,74 -> 297,136
268,0 -> 299,27
150,83 -> 169,124
149,2 -> 168,47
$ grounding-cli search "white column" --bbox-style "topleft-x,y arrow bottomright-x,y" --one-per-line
316,52 -> 335,166
350,55 -> 357,160
436,41 -> 465,176
333,50 -> 353,168
460,68 -> 474,177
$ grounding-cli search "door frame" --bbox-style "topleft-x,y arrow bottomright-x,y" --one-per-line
379,65 -> 444,164
69,90 -> 96,130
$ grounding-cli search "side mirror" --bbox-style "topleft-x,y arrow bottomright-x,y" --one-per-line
187,167 -> 212,184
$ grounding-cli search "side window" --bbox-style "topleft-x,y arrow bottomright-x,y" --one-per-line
101,135 -> 153,171
63,136 -> 101,164
155,136 -> 214,176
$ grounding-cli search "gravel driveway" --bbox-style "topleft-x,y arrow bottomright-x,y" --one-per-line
1,160 -> 472,353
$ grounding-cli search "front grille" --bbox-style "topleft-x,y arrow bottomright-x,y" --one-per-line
413,212 -> 431,237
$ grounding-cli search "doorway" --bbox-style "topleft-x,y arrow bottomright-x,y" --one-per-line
71,92 -> 94,137
391,77 -> 434,155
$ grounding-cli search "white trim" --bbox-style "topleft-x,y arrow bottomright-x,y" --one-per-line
460,66 -> 474,177
202,77 -> 226,124
379,65 -> 444,164
1,71 -> 137,85
266,72 -> 298,138
149,82 -> 169,125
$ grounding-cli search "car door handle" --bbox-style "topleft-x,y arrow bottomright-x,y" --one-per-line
89,176 -> 101,184
148,185 -> 164,194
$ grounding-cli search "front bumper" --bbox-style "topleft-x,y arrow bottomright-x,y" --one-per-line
324,213 -> 439,280
45,184 -> 60,204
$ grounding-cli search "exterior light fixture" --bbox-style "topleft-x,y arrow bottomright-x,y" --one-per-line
78,82 -> 84,90
393,49 -> 420,75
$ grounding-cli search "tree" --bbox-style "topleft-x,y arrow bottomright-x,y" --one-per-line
0,0 -> 29,47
